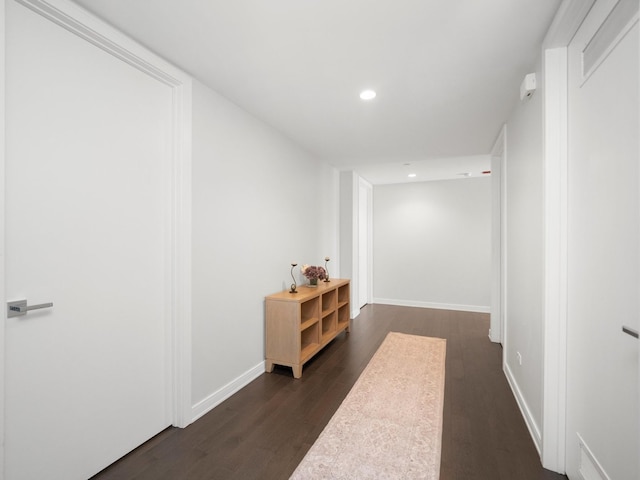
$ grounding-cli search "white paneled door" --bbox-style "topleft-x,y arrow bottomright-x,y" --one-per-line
4,2 -> 178,478
566,0 -> 639,478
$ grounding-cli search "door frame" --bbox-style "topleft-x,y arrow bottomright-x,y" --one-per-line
490,125 -> 506,344
0,0 -> 193,475
540,0 -> 595,473
358,176 -> 373,308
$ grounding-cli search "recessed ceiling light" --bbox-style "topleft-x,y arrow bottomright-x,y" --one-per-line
457,172 -> 471,177
408,173 -> 417,178
360,89 -> 376,100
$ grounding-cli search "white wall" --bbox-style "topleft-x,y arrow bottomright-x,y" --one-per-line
372,177 -> 491,312
503,58 -> 545,450
319,163 -> 340,279
191,80 -> 338,418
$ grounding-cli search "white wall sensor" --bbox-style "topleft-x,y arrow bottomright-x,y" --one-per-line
520,73 -> 536,100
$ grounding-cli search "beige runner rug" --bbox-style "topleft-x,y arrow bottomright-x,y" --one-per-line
290,332 -> 447,480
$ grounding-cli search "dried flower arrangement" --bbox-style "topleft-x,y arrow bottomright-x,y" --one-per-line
301,264 -> 327,281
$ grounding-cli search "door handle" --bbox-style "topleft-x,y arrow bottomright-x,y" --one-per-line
622,326 -> 639,339
7,299 -> 53,318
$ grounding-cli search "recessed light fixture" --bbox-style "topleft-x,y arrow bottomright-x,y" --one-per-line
457,172 -> 471,177
408,173 -> 417,178
360,89 -> 376,100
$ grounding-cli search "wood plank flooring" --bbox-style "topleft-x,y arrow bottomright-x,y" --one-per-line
91,304 -> 568,480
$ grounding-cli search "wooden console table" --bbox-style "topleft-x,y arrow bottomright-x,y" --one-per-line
265,278 -> 350,378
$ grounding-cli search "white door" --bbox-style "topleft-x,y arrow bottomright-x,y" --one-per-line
566,0 -> 639,478
5,2 -> 175,478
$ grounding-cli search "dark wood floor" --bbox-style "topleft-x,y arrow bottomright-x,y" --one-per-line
92,304 -> 568,480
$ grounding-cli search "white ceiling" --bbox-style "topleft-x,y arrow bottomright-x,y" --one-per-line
72,0 -> 560,184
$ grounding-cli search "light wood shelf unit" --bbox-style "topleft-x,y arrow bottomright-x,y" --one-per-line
265,278 -> 350,378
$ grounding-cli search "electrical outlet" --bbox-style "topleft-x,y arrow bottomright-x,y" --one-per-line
516,351 -> 522,366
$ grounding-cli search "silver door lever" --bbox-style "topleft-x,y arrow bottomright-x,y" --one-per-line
622,326 -> 639,339
7,299 -> 53,318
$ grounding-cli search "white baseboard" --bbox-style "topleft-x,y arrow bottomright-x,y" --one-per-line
373,298 -> 490,314
190,361 -> 265,423
504,361 -> 542,454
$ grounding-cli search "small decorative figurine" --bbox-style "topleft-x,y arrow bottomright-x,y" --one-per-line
324,256 -> 331,282
290,262 -> 298,293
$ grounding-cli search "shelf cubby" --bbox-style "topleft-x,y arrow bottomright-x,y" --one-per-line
321,311 -> 337,343
338,303 -> 350,328
300,322 -> 320,362
300,297 -> 319,325
321,289 -> 336,316
338,284 -> 350,308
